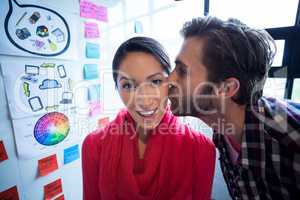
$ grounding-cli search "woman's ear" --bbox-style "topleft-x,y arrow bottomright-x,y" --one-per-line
218,77 -> 240,98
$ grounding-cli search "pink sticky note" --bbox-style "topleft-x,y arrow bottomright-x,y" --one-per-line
89,101 -> 101,117
93,4 -> 108,22
84,22 -> 99,38
80,1 -> 94,19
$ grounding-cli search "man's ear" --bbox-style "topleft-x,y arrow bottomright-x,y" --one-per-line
218,77 -> 240,98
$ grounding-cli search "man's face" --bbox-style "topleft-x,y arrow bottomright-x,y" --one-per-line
168,37 -> 219,118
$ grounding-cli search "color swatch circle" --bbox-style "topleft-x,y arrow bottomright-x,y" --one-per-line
34,112 -> 70,146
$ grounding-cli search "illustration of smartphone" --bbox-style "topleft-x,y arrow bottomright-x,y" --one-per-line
57,65 -> 66,78
28,96 -> 43,112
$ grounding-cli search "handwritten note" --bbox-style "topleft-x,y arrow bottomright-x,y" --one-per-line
134,21 -> 143,33
0,186 -> 19,200
89,101 -> 102,117
83,64 -> 99,80
86,42 -> 100,59
38,154 -> 58,177
88,84 -> 100,101
0,140 -> 8,162
80,1 -> 108,22
64,144 -> 79,164
84,22 -> 100,38
44,179 -> 63,200
98,117 -> 110,128
94,4 -> 108,22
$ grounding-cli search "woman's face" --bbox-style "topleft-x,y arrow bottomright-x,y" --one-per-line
117,52 -> 169,131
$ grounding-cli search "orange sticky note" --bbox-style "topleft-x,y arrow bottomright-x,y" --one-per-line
0,140 -> 8,162
0,186 -> 19,200
54,194 -> 65,200
38,154 -> 58,176
44,179 -> 63,200
98,117 -> 109,128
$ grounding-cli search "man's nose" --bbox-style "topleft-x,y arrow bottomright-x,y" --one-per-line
168,71 -> 177,90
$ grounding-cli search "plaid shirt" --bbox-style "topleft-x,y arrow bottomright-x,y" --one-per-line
213,97 -> 300,200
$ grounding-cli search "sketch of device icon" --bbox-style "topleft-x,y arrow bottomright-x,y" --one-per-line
60,92 -> 73,104
21,75 -> 38,83
57,65 -> 66,78
25,65 -> 39,76
28,96 -> 43,112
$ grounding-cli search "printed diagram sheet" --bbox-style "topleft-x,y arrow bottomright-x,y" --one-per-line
12,109 -> 85,159
0,0 -> 78,59
1,60 -> 85,159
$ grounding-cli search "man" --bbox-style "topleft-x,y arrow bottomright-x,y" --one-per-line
168,16 -> 300,200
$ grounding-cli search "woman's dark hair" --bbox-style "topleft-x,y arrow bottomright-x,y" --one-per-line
112,36 -> 171,87
181,16 -> 276,105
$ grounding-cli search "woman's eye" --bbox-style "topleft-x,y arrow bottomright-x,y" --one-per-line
122,83 -> 133,90
151,79 -> 162,86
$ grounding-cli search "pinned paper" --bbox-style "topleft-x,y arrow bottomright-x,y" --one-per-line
0,140 -> 8,162
134,21 -> 143,33
0,186 -> 19,200
89,101 -> 101,117
83,64 -> 99,80
64,144 -> 79,164
84,22 -> 100,38
88,84 -> 100,101
80,1 -> 108,22
98,117 -> 110,128
55,194 -> 65,200
86,42 -> 100,58
94,4 -> 108,22
44,179 -> 63,200
80,1 -> 95,19
38,154 -> 58,176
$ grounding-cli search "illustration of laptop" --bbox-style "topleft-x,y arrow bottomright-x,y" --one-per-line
60,92 -> 73,104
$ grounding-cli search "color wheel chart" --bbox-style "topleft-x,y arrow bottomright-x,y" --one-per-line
34,112 -> 70,146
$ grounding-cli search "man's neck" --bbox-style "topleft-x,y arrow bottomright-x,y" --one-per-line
200,103 -> 246,145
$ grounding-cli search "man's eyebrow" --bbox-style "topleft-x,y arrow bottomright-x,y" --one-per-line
175,59 -> 188,68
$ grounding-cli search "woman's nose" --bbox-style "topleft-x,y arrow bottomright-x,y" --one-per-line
135,85 -> 156,110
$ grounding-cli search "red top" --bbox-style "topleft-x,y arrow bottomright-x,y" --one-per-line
82,108 -> 216,200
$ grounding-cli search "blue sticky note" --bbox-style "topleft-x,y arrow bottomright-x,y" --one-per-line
83,64 -> 99,80
86,42 -> 100,58
88,84 -> 100,101
64,144 -> 79,164
134,21 -> 143,33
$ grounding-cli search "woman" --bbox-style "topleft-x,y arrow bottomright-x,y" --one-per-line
82,37 -> 216,200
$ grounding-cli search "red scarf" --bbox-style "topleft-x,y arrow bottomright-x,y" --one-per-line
82,108 -> 215,200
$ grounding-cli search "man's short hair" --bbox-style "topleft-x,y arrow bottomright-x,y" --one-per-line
181,16 -> 276,105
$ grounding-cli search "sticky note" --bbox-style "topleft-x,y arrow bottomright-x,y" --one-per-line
0,140 -> 8,162
134,21 -> 143,33
64,144 -> 79,164
88,84 -> 100,101
38,154 -> 58,177
98,117 -> 110,128
44,179 -> 63,200
83,64 -> 99,80
86,42 -> 100,58
80,1 -> 108,22
84,22 -> 100,38
54,194 -> 65,200
80,1 -> 94,19
94,4 -> 108,22
0,186 -> 19,200
89,101 -> 102,117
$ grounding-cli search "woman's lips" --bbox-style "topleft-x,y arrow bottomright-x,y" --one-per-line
136,108 -> 158,118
